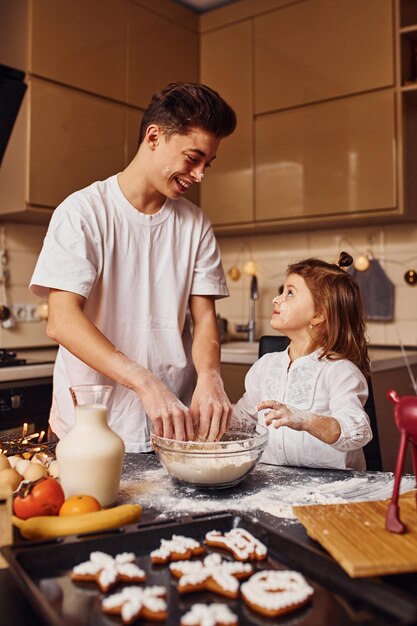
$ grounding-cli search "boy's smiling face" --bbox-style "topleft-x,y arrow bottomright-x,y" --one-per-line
146,125 -> 220,199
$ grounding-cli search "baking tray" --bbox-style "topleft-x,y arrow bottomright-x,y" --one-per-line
2,511 -> 417,626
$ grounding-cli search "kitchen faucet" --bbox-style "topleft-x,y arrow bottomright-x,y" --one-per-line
235,274 -> 258,342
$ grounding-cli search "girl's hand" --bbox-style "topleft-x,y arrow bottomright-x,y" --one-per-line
257,400 -> 341,444
190,370 -> 232,442
257,400 -> 311,431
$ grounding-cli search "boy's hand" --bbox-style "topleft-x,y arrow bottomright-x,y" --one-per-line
257,400 -> 311,431
137,372 -> 194,441
190,371 -> 232,441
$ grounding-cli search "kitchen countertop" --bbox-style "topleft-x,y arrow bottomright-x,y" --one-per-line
221,341 -> 417,372
1,453 -> 417,625
2,344 -> 416,382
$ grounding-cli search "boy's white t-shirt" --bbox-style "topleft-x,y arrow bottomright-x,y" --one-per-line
30,174 -> 229,452
233,348 -> 372,470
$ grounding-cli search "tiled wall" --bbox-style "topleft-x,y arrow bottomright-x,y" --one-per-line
216,222 -> 417,347
1,220 -> 417,349
0,222 -> 51,349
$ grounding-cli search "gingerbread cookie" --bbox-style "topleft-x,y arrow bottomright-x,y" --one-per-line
151,534 -> 205,564
240,570 -> 314,618
205,528 -> 267,562
170,552 -> 253,599
102,585 -> 167,624
71,551 -> 146,592
180,603 -> 237,626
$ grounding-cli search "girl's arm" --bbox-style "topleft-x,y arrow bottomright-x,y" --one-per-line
257,401 -> 341,444
258,360 -> 372,448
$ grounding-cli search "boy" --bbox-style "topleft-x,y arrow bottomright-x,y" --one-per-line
30,82 -> 236,452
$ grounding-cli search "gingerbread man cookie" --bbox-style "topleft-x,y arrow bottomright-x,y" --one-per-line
240,570 -> 314,618
180,603 -> 237,626
170,552 -> 253,599
205,528 -> 267,561
151,534 -> 205,564
102,585 -> 168,624
71,551 -> 146,592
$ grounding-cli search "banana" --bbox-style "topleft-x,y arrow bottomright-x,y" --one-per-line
13,503 -> 142,540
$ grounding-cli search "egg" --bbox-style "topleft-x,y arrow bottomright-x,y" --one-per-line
48,460 -> 60,478
0,455 -> 11,471
15,458 -> 32,476
23,462 -> 48,482
0,468 -> 22,491
6,455 -> 22,469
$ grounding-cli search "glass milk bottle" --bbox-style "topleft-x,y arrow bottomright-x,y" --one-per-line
56,385 -> 125,507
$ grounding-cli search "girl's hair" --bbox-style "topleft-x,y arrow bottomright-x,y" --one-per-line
139,82 -> 237,144
287,251 -> 370,376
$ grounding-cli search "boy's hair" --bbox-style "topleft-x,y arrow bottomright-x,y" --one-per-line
287,252 -> 370,376
139,82 -> 236,144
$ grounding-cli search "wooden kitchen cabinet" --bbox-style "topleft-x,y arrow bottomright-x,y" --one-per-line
2,0 -> 126,101
0,78 -> 128,222
254,0 -> 394,114
126,2 -> 198,109
255,90 -> 396,223
200,20 -> 253,226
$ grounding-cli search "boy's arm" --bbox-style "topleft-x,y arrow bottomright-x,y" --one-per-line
188,294 -> 232,441
47,289 -> 194,440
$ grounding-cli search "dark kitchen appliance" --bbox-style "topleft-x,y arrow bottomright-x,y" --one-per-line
0,350 -> 54,436
0,64 -> 27,165
0,377 -> 52,436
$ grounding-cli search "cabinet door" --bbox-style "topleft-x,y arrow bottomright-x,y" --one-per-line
28,78 -> 125,208
124,108 -> 142,167
30,0 -> 125,101
126,2 -> 198,109
255,0 -> 394,114
200,20 -> 253,225
255,90 -> 396,221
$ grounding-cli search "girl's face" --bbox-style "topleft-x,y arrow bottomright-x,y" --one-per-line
271,273 -> 317,336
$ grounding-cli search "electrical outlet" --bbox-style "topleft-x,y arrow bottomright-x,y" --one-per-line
25,304 -> 41,322
11,303 -> 41,323
11,303 -> 27,322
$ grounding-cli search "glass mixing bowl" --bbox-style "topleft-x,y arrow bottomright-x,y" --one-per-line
151,419 -> 268,489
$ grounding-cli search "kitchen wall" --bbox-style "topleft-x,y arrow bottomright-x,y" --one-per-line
216,221 -> 417,346
0,222 -> 50,349
2,217 -> 417,349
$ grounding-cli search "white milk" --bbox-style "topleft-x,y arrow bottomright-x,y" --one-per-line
56,404 -> 125,507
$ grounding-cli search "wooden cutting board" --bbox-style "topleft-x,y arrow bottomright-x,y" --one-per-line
293,490 -> 417,578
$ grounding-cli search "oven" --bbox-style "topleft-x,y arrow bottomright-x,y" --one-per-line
0,350 -> 54,438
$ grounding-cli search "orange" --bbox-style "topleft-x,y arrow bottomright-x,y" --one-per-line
59,494 -> 101,516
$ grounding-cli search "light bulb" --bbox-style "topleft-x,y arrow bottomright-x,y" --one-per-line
243,261 -> 257,276
228,267 -> 241,281
354,254 -> 370,272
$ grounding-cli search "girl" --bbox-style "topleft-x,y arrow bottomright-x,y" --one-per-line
233,252 -> 372,470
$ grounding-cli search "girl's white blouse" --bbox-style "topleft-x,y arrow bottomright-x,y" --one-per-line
233,348 -> 372,470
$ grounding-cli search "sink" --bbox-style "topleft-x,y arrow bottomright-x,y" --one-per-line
221,341 -> 259,364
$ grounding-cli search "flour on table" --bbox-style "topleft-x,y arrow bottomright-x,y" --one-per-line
120,460 -> 416,521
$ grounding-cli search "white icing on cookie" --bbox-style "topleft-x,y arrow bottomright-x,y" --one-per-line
241,570 -> 314,612
102,586 -> 167,622
151,534 -> 202,561
170,552 -> 252,594
205,528 -> 267,560
71,551 -> 145,590
181,603 -> 237,626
